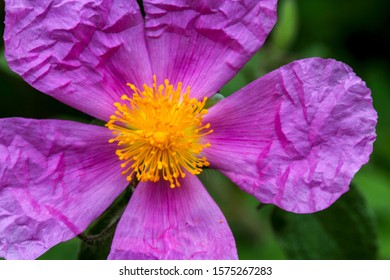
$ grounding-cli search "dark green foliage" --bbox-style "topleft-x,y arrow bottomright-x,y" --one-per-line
271,186 -> 378,259
77,187 -> 133,260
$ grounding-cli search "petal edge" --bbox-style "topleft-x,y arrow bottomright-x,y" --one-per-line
204,58 -> 377,213
109,174 -> 237,260
0,118 -> 128,259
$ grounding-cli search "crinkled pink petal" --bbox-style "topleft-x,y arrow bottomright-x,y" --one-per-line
4,0 -> 152,121
203,58 -> 377,213
108,174 -> 237,260
144,0 -> 277,99
0,118 -> 128,259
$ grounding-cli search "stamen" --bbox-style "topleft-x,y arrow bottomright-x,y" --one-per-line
106,76 -> 212,188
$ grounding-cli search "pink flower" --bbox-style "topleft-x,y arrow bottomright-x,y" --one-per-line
0,0 -> 376,260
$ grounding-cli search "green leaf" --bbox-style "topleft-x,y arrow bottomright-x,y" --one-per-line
205,93 -> 224,109
77,186 -> 133,260
272,0 -> 298,50
0,48 -> 18,77
353,165 -> 390,259
77,232 -> 116,260
271,186 -> 378,259
38,238 -> 81,260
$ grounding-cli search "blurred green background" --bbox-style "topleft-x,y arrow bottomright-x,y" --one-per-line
1,0 -> 389,260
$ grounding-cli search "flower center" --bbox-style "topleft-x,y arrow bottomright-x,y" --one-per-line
106,77 -> 212,188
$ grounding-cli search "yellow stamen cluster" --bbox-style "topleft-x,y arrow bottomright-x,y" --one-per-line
106,77 -> 212,188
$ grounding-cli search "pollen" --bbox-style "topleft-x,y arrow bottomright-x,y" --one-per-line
106,76 -> 213,188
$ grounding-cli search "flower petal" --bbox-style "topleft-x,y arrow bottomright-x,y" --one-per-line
108,175 -> 237,260
144,0 -> 277,98
203,58 -> 377,213
4,0 -> 152,121
0,118 -> 127,259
